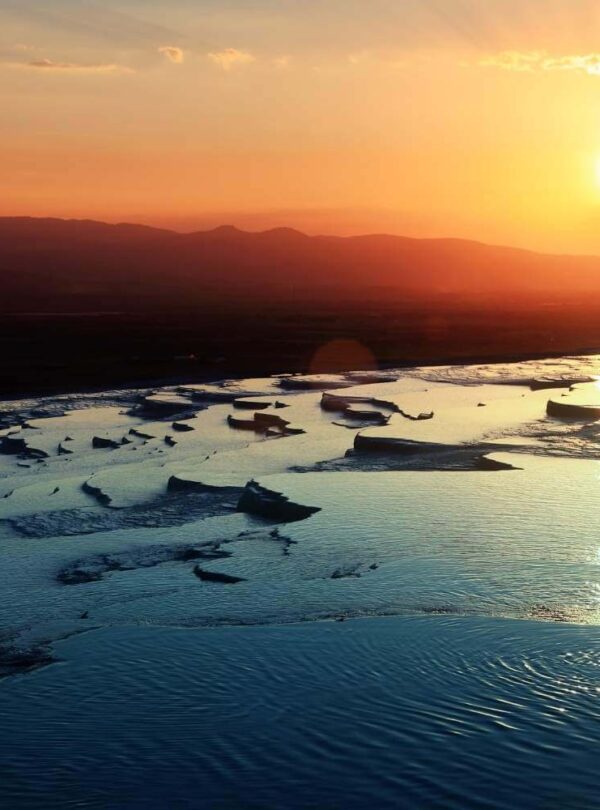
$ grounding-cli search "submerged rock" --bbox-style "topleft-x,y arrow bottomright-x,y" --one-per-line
528,603 -> 575,622
331,565 -> 362,579
57,542 -> 233,585
174,546 -> 232,562
0,644 -> 54,676
10,488 -> 240,538
58,567 -> 104,585
237,480 -> 321,523
330,561 -> 377,579
193,566 -> 246,584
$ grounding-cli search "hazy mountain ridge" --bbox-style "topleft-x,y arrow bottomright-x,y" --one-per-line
1,216 -> 600,312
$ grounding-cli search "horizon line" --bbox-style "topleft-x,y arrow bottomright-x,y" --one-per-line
2,214 -> 600,262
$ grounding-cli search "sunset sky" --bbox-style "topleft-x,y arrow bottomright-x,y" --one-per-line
2,0 -> 600,253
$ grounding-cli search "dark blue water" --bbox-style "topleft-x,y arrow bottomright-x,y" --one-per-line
0,616 -> 598,809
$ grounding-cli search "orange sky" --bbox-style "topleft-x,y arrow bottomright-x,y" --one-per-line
2,0 -> 600,253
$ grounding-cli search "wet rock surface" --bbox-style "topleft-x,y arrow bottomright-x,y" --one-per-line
6,490 -> 241,538
237,480 -> 321,523
193,567 -> 246,584
227,411 -> 304,436
172,421 -> 195,432
92,436 -> 121,450
57,542 -> 233,585
0,643 -> 55,677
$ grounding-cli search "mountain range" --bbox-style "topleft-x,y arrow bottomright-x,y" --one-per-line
2,217 -> 599,312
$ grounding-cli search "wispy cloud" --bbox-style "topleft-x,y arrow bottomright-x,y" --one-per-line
15,58 -> 132,75
207,48 -> 255,71
480,50 -> 600,76
543,53 -> 600,76
158,45 -> 184,64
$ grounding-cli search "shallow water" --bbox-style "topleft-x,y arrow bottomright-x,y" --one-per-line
1,617 -> 598,810
1,357 -> 600,807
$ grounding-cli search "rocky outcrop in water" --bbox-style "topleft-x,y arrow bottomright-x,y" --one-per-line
530,376 -> 593,391
398,409 -> 434,421
233,398 -> 271,410
320,392 -> 396,426
546,398 -> 600,420
82,479 -> 113,505
129,428 -> 155,439
193,566 -> 246,584
0,435 -> 27,455
172,421 -> 195,432
475,454 -> 520,471
0,434 -> 48,458
92,436 -> 121,449
354,434 -> 445,454
227,412 -> 304,436
237,480 -> 321,522
166,475 -> 242,497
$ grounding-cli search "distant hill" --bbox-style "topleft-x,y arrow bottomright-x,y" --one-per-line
1,216 -> 600,312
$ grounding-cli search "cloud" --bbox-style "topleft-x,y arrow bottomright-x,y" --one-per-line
480,51 -> 600,76
479,51 -> 542,72
207,48 -> 255,71
158,45 -> 184,64
18,58 -> 132,75
543,54 -> 600,76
